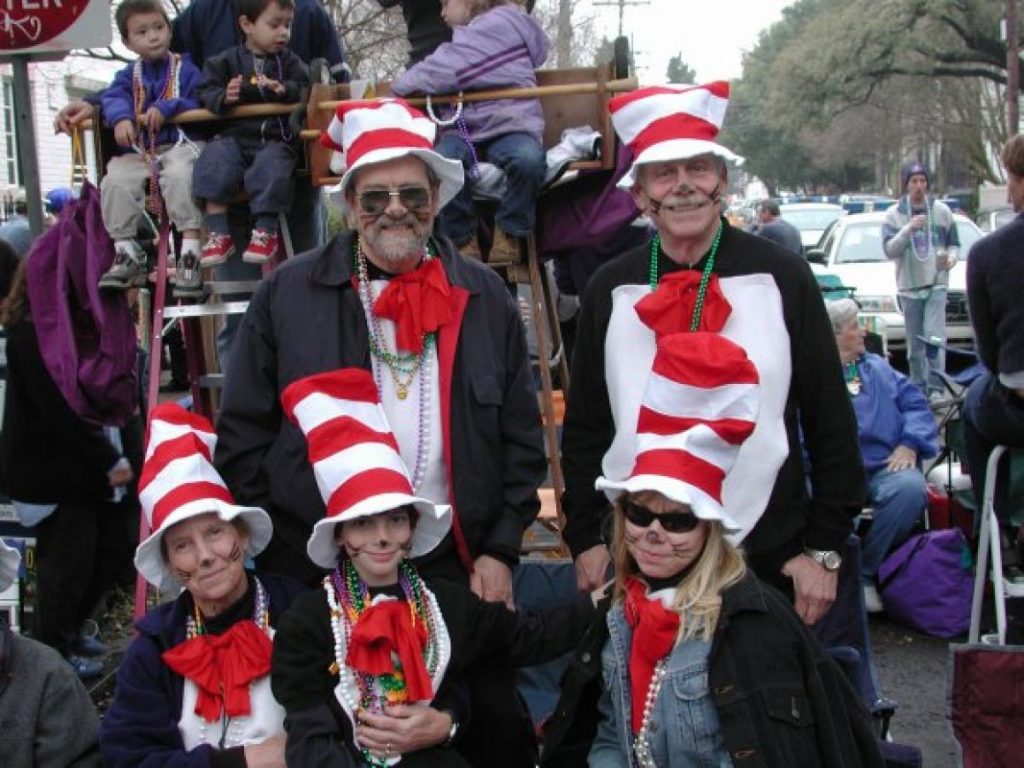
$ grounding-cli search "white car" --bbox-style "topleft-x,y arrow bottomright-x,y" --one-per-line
779,202 -> 846,250
806,211 -> 982,351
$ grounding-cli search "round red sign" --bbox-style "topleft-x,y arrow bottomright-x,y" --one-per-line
0,0 -> 89,51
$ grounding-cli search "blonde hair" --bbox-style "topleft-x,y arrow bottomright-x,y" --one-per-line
610,494 -> 747,643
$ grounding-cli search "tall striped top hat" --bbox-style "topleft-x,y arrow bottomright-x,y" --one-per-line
134,404 -> 273,592
596,333 -> 760,532
321,98 -> 464,209
610,81 -> 744,189
281,369 -> 452,569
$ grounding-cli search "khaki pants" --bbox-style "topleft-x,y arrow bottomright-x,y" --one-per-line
100,142 -> 204,239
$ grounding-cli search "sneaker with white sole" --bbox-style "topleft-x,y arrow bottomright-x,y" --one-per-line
98,240 -> 148,290
173,250 -> 204,299
862,583 -> 884,614
242,228 -> 278,264
200,232 -> 235,267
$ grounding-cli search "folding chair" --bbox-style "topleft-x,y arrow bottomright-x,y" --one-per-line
948,642 -> 1024,767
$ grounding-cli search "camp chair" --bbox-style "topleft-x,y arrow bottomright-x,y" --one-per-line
948,642 -> 1024,767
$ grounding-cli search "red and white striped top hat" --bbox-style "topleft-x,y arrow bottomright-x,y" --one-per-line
321,98 -> 464,209
281,368 -> 452,570
135,404 -> 273,592
610,82 -> 744,189
596,333 -> 760,532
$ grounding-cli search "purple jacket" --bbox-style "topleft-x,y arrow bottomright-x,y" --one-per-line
101,54 -> 202,152
390,4 -> 549,144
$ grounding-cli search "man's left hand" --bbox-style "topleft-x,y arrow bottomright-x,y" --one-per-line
781,554 -> 837,625
356,705 -> 452,758
470,554 -> 513,608
886,445 -> 917,473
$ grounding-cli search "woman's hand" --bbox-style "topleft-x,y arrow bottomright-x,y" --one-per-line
356,705 -> 452,758
470,554 -> 513,608
242,733 -> 286,768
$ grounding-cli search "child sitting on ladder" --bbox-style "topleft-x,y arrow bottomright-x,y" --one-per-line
192,0 -> 309,271
389,0 -> 548,267
97,0 -> 205,296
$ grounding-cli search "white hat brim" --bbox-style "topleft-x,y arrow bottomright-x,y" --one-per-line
0,539 -> 20,593
134,500 -> 274,594
326,147 -> 465,212
306,492 -> 452,569
617,138 -> 745,189
595,473 -> 740,533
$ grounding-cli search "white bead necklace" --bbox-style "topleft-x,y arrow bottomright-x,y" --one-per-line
632,658 -> 668,768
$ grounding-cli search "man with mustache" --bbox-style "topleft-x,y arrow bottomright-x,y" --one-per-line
561,83 -> 865,626
215,99 -> 546,767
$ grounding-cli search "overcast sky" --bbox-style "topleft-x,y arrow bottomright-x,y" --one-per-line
585,0 -> 793,83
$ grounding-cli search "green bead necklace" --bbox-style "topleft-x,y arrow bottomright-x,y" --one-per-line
648,220 -> 724,332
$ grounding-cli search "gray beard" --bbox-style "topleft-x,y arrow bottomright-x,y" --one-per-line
363,219 -> 431,264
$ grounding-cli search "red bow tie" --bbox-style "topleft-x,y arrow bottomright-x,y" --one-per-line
347,599 -> 433,702
625,577 -> 681,733
634,270 -> 731,337
372,258 -> 453,354
162,620 -> 273,723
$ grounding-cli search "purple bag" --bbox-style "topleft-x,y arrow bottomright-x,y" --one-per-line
25,180 -> 138,427
878,528 -> 972,638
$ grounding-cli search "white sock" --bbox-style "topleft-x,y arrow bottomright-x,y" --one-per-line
181,237 -> 200,256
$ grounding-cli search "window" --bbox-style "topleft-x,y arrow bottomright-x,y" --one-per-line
0,80 -> 20,187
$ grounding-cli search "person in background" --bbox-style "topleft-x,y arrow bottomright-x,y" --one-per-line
827,299 -> 937,613
100,402 -> 304,768
882,162 -> 959,399
95,0 -> 205,295
0,195 -> 32,258
0,260 -> 140,678
963,134 -> 1024,533
0,539 -> 101,767
377,0 -> 451,64
754,199 -> 803,254
389,0 -> 549,266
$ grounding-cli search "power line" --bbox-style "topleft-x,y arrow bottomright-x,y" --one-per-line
592,0 -> 650,39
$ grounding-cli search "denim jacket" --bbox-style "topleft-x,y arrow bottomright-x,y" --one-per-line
589,600 -> 733,768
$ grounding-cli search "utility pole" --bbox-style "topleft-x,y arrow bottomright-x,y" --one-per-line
1009,0 -> 1020,135
556,0 -> 573,68
593,0 -> 650,39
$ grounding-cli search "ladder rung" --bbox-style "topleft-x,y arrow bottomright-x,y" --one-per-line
162,301 -> 250,319
198,373 -> 225,388
204,280 -> 263,294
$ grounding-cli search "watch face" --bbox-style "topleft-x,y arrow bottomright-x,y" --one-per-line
824,551 -> 842,570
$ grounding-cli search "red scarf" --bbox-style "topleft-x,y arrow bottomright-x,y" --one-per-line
346,599 -> 433,701
634,270 -> 731,337
372,258 -> 453,354
162,620 -> 272,723
624,577 -> 680,733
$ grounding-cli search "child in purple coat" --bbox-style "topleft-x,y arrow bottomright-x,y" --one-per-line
390,0 -> 548,266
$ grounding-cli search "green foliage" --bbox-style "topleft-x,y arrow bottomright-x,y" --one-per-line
666,54 -> 696,84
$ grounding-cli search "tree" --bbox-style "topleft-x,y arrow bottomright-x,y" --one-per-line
666,54 -> 695,84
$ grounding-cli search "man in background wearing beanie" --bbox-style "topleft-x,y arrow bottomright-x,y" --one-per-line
882,162 -> 959,398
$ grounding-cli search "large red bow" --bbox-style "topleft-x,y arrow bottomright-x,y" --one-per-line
372,258 -> 453,354
634,270 -> 731,337
347,600 -> 433,702
625,577 -> 681,733
162,620 -> 272,723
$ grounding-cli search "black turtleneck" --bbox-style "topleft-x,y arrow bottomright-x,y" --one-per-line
194,571 -> 256,635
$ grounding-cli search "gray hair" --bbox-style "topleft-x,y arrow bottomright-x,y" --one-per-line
825,298 -> 859,334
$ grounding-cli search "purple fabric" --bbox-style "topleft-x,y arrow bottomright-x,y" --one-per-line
878,528 -> 972,638
26,180 -> 138,427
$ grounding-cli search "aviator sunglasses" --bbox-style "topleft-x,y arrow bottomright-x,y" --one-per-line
622,500 -> 701,533
356,186 -> 431,216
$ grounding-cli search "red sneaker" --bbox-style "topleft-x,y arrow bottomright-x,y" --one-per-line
242,228 -> 279,264
200,232 -> 235,267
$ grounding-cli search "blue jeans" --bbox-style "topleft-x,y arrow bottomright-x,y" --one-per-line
963,371 -> 1024,523
861,467 -> 928,582
435,131 -> 545,244
899,287 -> 946,395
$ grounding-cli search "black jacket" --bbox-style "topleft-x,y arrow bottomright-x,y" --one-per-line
271,577 -> 595,767
966,212 -> 1024,376
214,231 -> 546,583
540,572 -> 884,768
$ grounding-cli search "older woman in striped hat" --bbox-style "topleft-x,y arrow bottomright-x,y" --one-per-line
100,403 -> 305,768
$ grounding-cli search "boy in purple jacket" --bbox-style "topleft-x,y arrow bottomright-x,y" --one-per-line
98,0 -> 205,296
390,0 -> 548,266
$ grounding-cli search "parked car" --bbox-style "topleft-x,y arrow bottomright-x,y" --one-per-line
976,206 -> 1016,233
779,202 -> 846,250
806,211 -> 982,351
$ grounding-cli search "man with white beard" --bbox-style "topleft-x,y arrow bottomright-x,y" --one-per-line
561,83 -> 865,626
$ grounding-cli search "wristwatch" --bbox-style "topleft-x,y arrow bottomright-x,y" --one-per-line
804,548 -> 842,572
441,709 -> 460,748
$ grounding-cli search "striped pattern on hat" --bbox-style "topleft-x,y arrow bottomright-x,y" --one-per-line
610,82 -> 729,158
320,99 -> 436,170
596,333 -> 760,530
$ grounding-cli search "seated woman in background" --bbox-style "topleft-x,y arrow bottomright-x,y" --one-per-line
544,332 -> 883,768
100,402 -> 305,768
270,368 -> 598,767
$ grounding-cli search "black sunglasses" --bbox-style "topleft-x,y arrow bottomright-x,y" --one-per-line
622,500 -> 700,533
356,186 -> 431,216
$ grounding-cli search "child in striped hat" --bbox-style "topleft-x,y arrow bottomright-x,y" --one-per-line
270,368 -> 599,767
